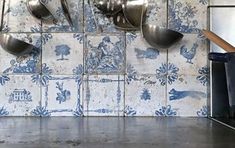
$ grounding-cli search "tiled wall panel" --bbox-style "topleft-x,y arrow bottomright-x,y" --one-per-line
0,0 -> 210,117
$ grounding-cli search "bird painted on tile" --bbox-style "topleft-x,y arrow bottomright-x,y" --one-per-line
180,43 -> 198,64
134,47 -> 159,59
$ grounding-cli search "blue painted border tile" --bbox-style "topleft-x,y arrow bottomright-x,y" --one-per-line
84,75 -> 124,116
39,73 -> 83,117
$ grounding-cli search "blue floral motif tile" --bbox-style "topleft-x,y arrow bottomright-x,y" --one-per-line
156,63 -> 179,86
0,33 -> 41,74
167,75 -> 208,117
0,75 -> 40,116
84,75 -> 124,116
155,105 -> 177,116
168,34 -> 207,75
125,75 -> 166,116
39,73 -> 83,116
145,0 -> 167,27
4,0 -> 41,33
42,33 -> 83,75
42,0 -> 83,32
85,35 -> 125,74
84,0 -> 122,33
126,32 -> 167,75
168,0 -> 208,33
210,0 -> 235,5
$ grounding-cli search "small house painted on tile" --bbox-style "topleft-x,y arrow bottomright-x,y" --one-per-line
9,89 -> 32,103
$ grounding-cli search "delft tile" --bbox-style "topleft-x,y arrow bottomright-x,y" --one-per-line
0,33 -> 41,74
84,75 -> 124,116
0,75 -> 40,116
167,74 -> 208,117
168,34 -> 207,75
126,32 -> 167,75
210,0 -> 235,5
125,74 -> 166,116
85,35 -> 125,74
168,0 -> 208,33
40,74 -> 83,117
145,0 -> 167,27
4,0 -> 41,33
42,33 -> 83,75
84,0 -> 122,33
42,0 -> 83,33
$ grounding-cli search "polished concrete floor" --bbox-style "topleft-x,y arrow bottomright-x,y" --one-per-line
0,117 -> 235,148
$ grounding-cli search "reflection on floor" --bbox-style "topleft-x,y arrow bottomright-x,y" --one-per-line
0,117 -> 235,148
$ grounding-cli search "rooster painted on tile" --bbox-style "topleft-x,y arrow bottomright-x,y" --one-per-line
180,43 -> 198,64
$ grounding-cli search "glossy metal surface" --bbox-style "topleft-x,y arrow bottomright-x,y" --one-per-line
0,34 -> 35,56
142,24 -> 184,48
93,0 -> 123,16
113,11 -> 138,30
26,0 -> 55,20
61,0 -> 73,27
123,0 -> 148,27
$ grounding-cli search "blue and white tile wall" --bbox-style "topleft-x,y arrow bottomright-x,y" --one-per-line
0,0 -> 211,117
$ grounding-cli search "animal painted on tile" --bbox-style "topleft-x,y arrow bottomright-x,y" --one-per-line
180,43 -> 198,64
169,88 -> 206,100
135,47 -> 159,59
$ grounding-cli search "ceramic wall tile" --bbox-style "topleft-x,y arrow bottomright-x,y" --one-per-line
42,0 -> 83,33
84,75 -> 124,116
0,75 -> 40,116
39,73 -> 83,117
168,34 -> 207,75
0,33 -> 41,74
125,74 -> 166,116
126,32 -> 167,75
210,0 -> 235,5
168,0 -> 208,33
145,0 -> 167,27
85,35 -> 125,74
4,0 -> 41,33
84,0 -> 122,33
42,33 -> 83,75
167,74 -> 208,117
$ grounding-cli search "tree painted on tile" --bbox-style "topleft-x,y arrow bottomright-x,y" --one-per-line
56,82 -> 71,104
55,44 -> 71,61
